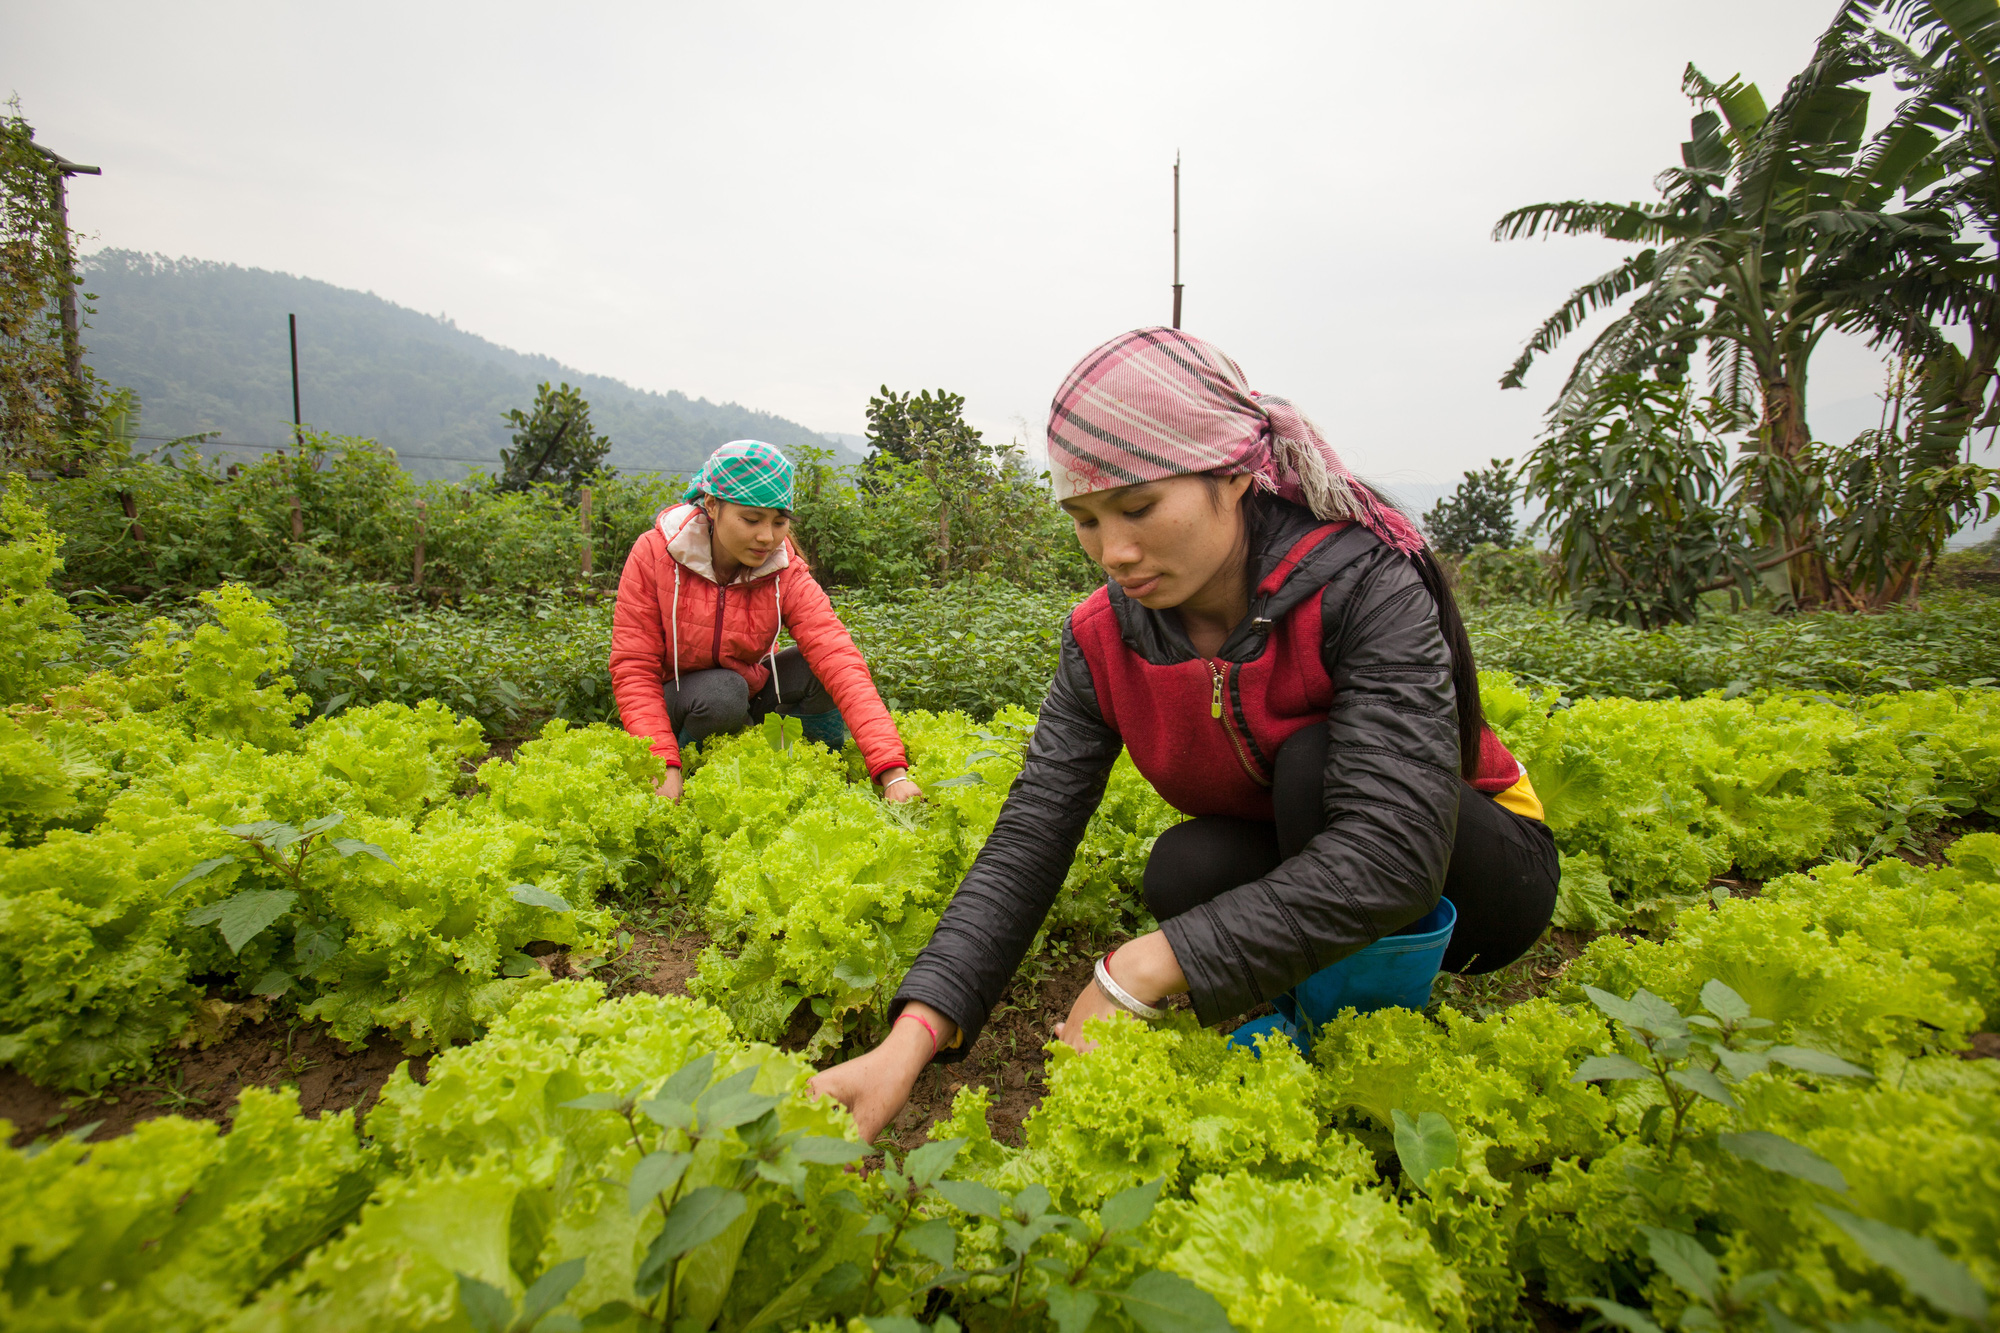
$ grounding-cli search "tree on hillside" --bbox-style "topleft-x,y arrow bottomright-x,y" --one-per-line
1422,460 -> 1518,555
498,382 -> 612,495
864,387 -> 994,577
1496,15 -> 1998,614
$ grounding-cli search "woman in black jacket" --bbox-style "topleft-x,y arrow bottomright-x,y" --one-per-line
811,329 -> 1558,1140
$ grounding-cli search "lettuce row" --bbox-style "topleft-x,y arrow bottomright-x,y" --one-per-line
1483,670 -> 2000,926
0,1086 -> 377,1333
926,836 -> 1999,1333
0,578 -> 673,1089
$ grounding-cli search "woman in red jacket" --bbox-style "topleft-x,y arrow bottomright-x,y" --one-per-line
812,330 -> 1557,1139
609,440 -> 919,804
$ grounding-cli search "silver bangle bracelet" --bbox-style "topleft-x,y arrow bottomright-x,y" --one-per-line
1094,955 -> 1165,1022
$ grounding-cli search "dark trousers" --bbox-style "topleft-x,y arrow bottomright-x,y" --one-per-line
1142,725 -> 1560,975
663,646 -> 836,746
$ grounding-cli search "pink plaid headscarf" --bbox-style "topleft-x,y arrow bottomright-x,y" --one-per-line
1046,328 -> 1425,556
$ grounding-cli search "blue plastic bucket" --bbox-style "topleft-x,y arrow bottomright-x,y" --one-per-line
1227,897 -> 1457,1057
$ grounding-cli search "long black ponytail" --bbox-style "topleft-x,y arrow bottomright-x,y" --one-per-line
1352,482 -> 1485,781
1231,477 -> 1487,780
1410,548 -> 1485,781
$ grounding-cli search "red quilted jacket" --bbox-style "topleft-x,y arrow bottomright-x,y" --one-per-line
608,504 -> 908,777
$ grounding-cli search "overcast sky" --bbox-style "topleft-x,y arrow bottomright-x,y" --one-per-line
8,0 -> 1904,483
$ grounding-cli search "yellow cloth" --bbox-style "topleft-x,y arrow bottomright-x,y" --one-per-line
1492,772 -> 1545,823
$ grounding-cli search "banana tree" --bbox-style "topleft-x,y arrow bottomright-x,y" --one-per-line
1496,40 -> 1954,606
1824,1 -> 2000,451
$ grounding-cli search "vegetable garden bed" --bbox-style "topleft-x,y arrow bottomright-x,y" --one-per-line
4,481 -> 1998,1332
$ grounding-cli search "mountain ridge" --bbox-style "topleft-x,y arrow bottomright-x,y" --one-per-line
80,251 -> 861,480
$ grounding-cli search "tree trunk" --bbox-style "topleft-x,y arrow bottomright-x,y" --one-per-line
1757,375 -> 1828,608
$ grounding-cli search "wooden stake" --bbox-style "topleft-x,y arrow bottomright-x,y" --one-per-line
413,499 -> 427,589
31,144 -> 100,417
579,486 -> 593,578
118,489 -> 146,546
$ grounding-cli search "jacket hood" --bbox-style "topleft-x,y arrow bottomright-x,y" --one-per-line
1106,496 -> 1390,664
657,503 -> 793,586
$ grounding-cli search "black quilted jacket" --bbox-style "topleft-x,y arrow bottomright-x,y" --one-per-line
892,500 -> 1461,1058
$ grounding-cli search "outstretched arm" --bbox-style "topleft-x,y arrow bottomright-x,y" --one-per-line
781,562 -> 910,780
809,621 -> 1120,1129
807,1001 -> 956,1143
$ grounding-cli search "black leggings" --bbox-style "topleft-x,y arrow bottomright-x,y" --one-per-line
663,646 -> 835,746
1141,725 -> 1560,975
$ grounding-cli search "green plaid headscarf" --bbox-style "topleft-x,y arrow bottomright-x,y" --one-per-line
685,440 -> 794,511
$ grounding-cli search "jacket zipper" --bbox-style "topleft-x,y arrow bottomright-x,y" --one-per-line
711,583 -> 726,665
1205,659 -> 1268,786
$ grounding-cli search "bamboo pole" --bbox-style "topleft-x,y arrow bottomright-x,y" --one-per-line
1172,152 -> 1184,329
289,494 -> 303,541
579,486 -> 593,579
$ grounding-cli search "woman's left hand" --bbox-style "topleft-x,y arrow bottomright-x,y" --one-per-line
1053,931 -> 1187,1054
880,768 -> 923,804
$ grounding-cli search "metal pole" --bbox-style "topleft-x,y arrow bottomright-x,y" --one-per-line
288,314 -> 303,446
1172,153 -> 1184,330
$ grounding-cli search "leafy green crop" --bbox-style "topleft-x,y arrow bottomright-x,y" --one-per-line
683,709 -> 1174,1059
0,1087 -> 377,1331
4,478 -> 1998,1332
1486,670 -> 2000,925
1469,592 -> 2000,701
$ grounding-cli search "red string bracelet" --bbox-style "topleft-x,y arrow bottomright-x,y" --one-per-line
897,1011 -> 940,1058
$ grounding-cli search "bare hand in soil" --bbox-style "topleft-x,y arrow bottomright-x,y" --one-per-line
1053,978 -> 1126,1053
808,1004 -> 949,1142
1054,933 -> 1187,1054
655,769 -> 684,802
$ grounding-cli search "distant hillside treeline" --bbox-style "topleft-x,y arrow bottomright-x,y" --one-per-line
79,251 -> 853,480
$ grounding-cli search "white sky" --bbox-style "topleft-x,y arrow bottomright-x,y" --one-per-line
7,0 -> 1909,483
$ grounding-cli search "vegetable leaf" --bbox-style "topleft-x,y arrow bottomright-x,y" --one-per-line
508,883 -> 572,913
1391,1109 -> 1459,1195
186,889 -> 298,954
1720,1131 -> 1847,1191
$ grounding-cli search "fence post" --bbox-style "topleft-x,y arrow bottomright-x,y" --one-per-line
117,489 -> 146,546
579,486 -> 593,580
289,494 -> 303,542
117,488 -> 156,571
413,499 -> 427,590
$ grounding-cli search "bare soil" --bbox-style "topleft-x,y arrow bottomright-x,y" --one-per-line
2,1022 -> 422,1149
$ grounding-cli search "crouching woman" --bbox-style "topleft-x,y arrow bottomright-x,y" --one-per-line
811,329 -> 1558,1139
609,439 -> 919,803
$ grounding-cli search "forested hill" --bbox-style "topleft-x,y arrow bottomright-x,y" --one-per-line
80,250 -> 857,480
